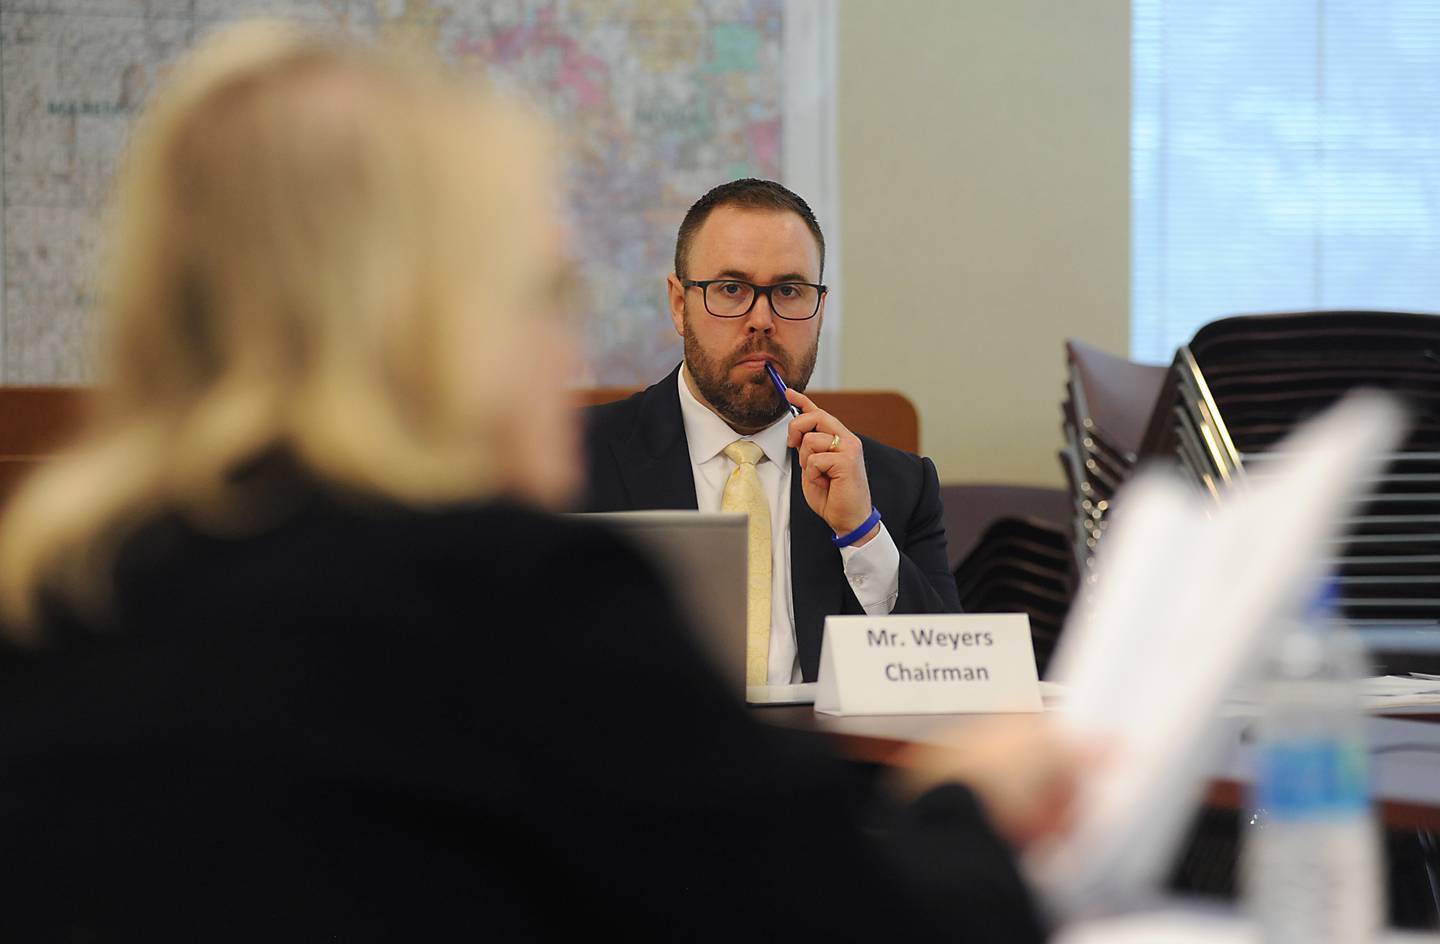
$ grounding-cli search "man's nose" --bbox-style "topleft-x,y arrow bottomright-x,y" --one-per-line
744,289 -> 776,333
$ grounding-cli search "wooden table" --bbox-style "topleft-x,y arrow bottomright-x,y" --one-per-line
755,705 -> 1440,830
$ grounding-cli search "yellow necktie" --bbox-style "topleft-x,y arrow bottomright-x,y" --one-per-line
721,440 -> 771,686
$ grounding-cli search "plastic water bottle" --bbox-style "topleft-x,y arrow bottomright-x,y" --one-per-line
1244,589 -> 1383,944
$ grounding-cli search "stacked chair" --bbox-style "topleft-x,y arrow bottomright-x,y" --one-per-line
952,516 -> 1074,676
1137,311 -> 1440,633
1131,311 -> 1440,927
941,485 -> 1075,677
1059,340 -> 1170,575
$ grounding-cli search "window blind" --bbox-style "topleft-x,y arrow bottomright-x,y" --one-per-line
1132,0 -> 1440,364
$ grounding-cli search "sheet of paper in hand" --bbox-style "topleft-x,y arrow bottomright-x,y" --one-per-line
1026,390 -> 1407,920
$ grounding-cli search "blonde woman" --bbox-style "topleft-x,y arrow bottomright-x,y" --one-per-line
0,23 -> 1074,942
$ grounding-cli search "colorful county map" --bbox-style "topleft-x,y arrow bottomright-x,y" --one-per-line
0,0 -> 791,384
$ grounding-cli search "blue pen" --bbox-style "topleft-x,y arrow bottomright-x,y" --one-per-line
765,362 -> 802,418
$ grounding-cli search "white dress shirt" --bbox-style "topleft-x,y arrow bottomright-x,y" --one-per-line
676,366 -> 901,684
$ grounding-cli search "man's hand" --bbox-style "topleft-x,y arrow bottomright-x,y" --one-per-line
785,388 -> 877,546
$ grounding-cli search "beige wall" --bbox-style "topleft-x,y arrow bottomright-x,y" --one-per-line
836,0 -> 1130,486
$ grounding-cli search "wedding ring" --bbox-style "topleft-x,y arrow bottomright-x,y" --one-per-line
828,433 -> 842,452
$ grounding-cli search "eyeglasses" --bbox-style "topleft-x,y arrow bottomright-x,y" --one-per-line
682,279 -> 827,321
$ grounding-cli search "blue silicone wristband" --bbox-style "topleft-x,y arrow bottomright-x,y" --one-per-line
831,506 -> 882,548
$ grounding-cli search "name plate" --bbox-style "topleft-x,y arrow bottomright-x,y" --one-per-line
814,613 -> 1042,716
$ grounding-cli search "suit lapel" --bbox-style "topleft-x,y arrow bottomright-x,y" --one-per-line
605,368 -> 848,681
788,452 -> 850,682
612,366 -> 698,511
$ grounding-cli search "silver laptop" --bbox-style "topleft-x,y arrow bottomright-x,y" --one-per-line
575,511 -> 814,706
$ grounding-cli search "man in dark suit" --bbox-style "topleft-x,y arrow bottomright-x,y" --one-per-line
583,179 -> 960,684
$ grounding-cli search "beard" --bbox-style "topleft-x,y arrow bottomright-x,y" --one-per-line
682,310 -> 820,431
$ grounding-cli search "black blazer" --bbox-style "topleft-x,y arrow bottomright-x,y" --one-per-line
581,365 -> 962,680
0,493 -> 1041,942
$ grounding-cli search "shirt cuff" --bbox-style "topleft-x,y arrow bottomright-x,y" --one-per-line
839,522 -> 900,614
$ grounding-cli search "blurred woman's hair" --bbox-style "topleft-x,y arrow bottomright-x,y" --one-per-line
0,22 -> 556,630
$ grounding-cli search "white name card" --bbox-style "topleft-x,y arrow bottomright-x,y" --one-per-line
814,613 -> 1042,716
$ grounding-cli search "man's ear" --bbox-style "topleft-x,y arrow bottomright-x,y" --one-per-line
667,273 -> 687,338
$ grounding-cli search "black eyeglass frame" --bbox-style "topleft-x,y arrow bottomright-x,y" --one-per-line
682,278 -> 828,321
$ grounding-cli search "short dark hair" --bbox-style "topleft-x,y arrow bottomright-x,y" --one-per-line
673,178 -> 825,281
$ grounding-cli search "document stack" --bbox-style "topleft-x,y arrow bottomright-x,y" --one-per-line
1138,311 -> 1440,634
1059,340 -> 1169,575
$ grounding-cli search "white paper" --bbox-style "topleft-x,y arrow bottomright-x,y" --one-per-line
814,614 -> 1042,716
1027,391 -> 1407,919
1225,675 -> 1440,710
